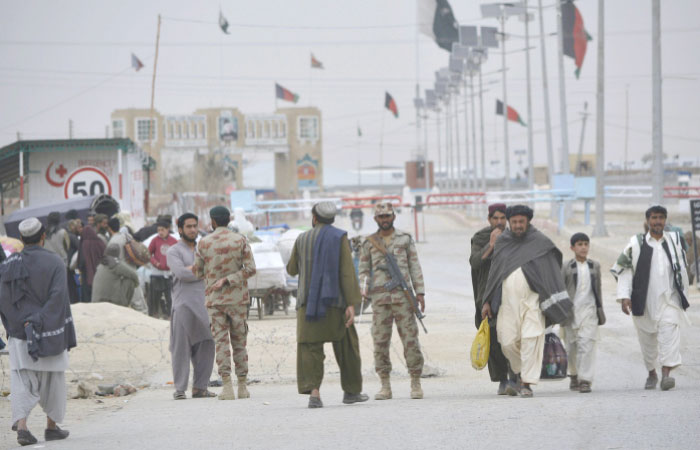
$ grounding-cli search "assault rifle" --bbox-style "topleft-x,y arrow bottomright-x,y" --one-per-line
367,236 -> 428,334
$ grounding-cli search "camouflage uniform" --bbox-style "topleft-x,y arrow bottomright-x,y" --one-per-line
194,227 -> 256,378
358,205 -> 425,377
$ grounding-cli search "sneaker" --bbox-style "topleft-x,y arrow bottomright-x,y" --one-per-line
45,426 -> 70,441
342,392 -> 369,404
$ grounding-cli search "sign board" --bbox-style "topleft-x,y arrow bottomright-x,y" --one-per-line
691,199 -> 700,287
64,166 -> 112,199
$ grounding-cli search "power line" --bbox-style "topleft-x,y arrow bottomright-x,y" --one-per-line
162,16 -> 423,30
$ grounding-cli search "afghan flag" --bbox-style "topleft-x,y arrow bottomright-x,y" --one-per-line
131,53 -> 144,72
219,10 -> 230,34
276,83 -> 299,103
311,53 -> 324,69
385,92 -> 398,118
496,100 -> 526,126
562,0 -> 592,78
418,0 -> 459,52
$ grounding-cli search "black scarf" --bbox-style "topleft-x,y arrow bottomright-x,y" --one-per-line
631,235 -> 653,316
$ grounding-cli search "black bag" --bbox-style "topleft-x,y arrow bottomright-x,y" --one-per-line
540,332 -> 568,380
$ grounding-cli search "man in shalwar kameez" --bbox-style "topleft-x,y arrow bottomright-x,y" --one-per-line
287,201 -> 369,408
612,205 -> 690,391
481,205 -> 573,397
0,217 -> 76,446
167,213 -> 216,399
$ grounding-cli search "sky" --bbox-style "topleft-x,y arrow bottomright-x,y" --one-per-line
1,0 -> 699,180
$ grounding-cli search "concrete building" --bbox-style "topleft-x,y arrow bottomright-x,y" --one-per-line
110,106 -> 322,200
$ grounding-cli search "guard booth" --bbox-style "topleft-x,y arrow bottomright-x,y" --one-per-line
405,160 -> 435,190
0,138 -> 146,228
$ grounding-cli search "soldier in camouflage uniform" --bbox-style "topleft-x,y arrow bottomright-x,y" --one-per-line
194,206 -> 256,400
358,202 -> 426,400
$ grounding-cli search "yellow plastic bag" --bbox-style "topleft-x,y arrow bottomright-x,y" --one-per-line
470,318 -> 490,370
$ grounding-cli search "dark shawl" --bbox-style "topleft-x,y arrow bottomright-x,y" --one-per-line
469,226 -> 494,328
306,225 -> 346,321
482,226 -> 573,325
0,246 -> 77,360
79,225 -> 105,286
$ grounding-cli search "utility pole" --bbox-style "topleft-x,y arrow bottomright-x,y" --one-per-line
593,0 -> 607,237
436,106 -> 442,190
500,12 -> 511,189
576,102 -> 589,175
462,77 -> 471,191
651,0 -> 664,204
453,88 -> 462,191
555,0 -> 571,175
146,13 -> 162,216
68,119 -> 73,139
469,71 -> 477,194
478,63 -> 486,193
524,1 -> 535,189
624,84 -> 629,173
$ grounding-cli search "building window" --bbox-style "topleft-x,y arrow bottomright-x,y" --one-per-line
192,122 -> 198,139
112,119 -> 125,138
247,121 -> 255,139
280,121 -> 287,138
199,123 -> 206,139
298,116 -> 319,141
167,122 -> 174,139
272,122 -> 278,138
136,118 -> 157,142
183,122 -> 190,139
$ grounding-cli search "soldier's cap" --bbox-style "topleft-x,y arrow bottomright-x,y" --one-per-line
209,205 -> 230,219
505,204 -> 533,221
19,217 -> 43,237
313,201 -> 337,220
374,202 -> 395,217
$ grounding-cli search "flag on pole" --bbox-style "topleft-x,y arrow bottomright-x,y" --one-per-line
219,10 -> 230,34
131,53 -> 144,71
276,83 -> 299,103
496,100 -> 526,126
311,53 -> 324,69
562,0 -> 592,78
357,126 -> 362,137
417,0 -> 459,52
385,92 -> 399,118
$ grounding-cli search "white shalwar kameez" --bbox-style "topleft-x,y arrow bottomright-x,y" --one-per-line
617,233 -> 690,371
497,267 -> 546,384
561,261 -> 599,382
9,337 -> 69,424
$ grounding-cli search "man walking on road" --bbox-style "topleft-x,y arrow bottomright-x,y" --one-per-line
612,205 -> 690,391
287,201 -> 368,408
0,218 -> 76,446
167,213 -> 216,400
358,202 -> 426,400
481,205 -> 573,397
194,206 -> 256,400
470,203 -> 515,395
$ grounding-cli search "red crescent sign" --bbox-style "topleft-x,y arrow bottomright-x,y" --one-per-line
45,161 -> 65,187
63,166 -> 112,199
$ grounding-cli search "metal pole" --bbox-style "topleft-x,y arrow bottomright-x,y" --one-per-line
624,84 -> 629,173
454,89 -> 462,192
19,150 -> 24,209
593,0 -> 607,237
469,71 -> 478,194
479,66 -> 486,193
556,0 -> 571,175
446,97 -> 453,190
436,107 -> 442,189
463,77 -> 471,192
500,13 -> 511,189
524,1 -> 535,190
424,108 -> 430,190
538,0 -> 555,188
576,102 -> 589,175
651,0 -> 664,204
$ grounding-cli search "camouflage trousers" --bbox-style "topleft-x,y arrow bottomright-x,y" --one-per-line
372,302 -> 424,376
207,304 -> 248,379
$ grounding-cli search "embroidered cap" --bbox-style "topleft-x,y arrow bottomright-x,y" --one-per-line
18,217 -> 43,237
314,201 -> 337,220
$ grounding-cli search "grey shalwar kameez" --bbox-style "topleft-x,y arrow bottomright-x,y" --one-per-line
166,241 -> 215,393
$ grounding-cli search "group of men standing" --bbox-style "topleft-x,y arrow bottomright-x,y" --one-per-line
471,203 -> 690,397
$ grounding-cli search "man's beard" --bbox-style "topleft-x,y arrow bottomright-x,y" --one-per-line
181,233 -> 197,243
379,221 -> 394,231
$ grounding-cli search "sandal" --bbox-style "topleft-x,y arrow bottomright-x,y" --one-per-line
519,385 -> 533,398
192,389 -> 217,398
173,391 -> 187,400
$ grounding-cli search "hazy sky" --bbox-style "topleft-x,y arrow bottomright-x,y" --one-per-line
2,0 -> 699,177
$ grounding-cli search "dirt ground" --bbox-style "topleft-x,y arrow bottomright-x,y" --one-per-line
1,208 -> 699,449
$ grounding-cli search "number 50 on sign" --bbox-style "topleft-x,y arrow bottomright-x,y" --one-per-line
64,166 -> 113,199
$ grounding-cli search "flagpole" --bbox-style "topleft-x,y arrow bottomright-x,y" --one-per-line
478,62 -> 486,194
309,54 -> 313,106
146,13 -> 162,217
538,0 -> 556,217
462,76 -> 471,193
524,1 -> 535,190
500,11 -> 511,189
453,86 -> 462,192
436,105 -> 442,190
357,123 -> 361,190
593,0 -> 607,236
556,0 -> 571,175
469,70 -> 478,203
651,0 -> 663,204
380,110 -> 385,192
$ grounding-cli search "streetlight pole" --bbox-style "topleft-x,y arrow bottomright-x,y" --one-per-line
555,0 -> 571,175
500,12 -> 511,189
524,1 -> 535,189
593,0 -> 607,237
537,0 -> 555,186
651,0 -> 664,204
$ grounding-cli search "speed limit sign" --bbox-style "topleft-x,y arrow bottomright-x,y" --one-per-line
64,166 -> 113,199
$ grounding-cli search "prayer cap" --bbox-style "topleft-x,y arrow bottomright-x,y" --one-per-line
209,206 -> 230,219
314,201 -> 337,220
374,202 -> 395,217
505,204 -> 533,221
19,217 -> 43,237
488,203 -> 506,217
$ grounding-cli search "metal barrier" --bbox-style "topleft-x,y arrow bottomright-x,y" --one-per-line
664,186 -> 700,199
340,195 -> 404,210
424,192 -> 486,206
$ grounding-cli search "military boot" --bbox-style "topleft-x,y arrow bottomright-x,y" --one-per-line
237,376 -> 250,399
374,375 -> 392,400
218,376 -> 235,400
410,375 -> 423,399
